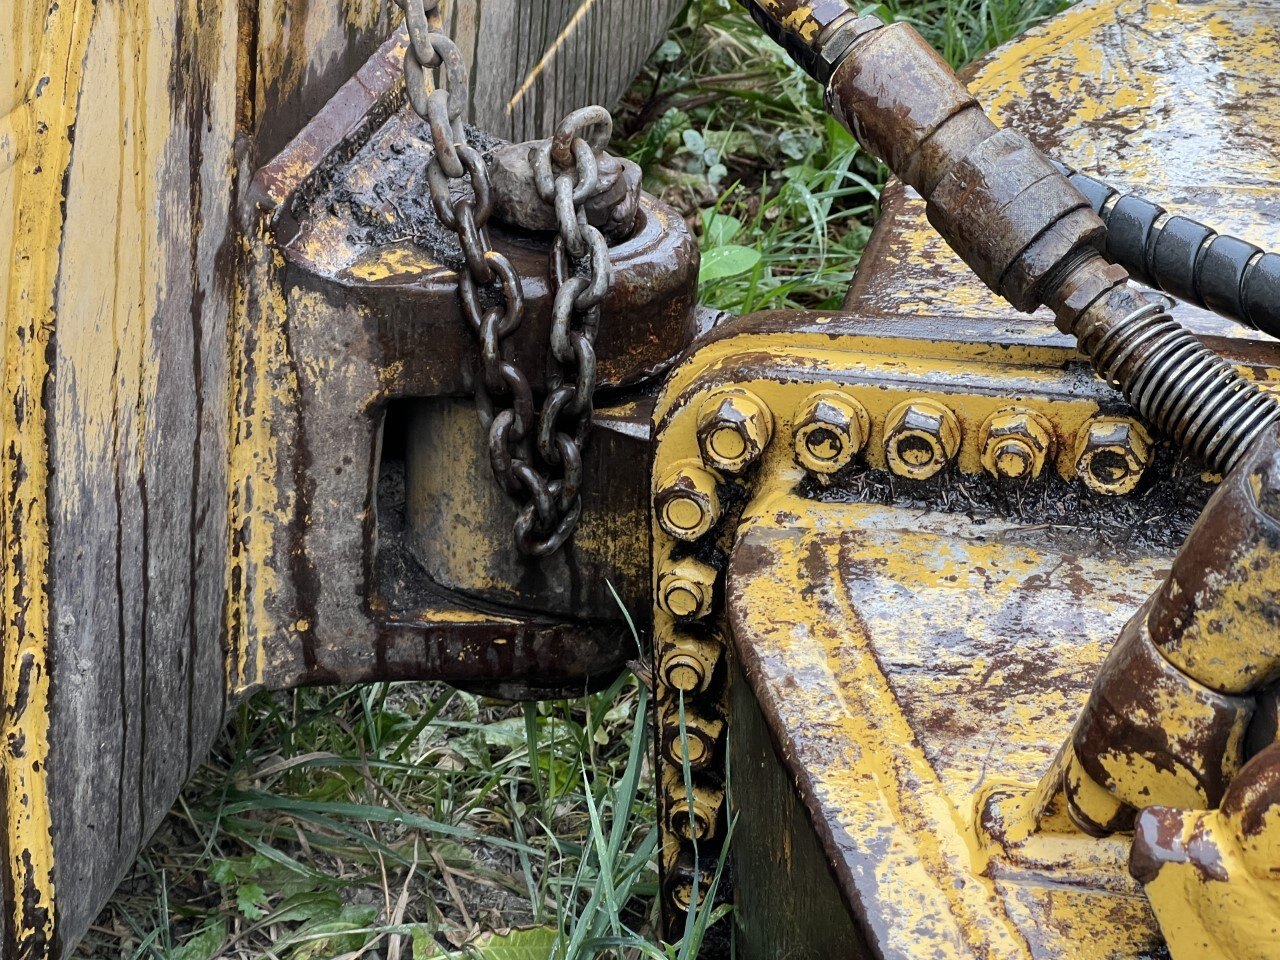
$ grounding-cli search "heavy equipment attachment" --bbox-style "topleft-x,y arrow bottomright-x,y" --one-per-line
2,0 -> 1278,957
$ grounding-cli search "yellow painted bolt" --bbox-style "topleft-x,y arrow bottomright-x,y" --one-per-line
662,766 -> 724,841
980,408 -> 1054,480
662,842 -> 712,912
655,461 -> 721,541
884,398 -> 961,480
793,390 -> 870,475
661,703 -> 724,770
657,558 -> 718,620
658,631 -> 722,693
697,388 -> 774,474
1075,416 -> 1153,495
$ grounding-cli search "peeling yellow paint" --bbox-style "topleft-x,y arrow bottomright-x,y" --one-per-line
1,0 -> 98,949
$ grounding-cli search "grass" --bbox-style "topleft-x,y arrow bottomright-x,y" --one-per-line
77,1 -> 1071,957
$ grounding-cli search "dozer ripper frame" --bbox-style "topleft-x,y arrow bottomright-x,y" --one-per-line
2,0 -> 1279,957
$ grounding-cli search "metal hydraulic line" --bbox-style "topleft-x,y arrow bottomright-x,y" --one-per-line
736,0 -> 1280,474
1054,161 -> 1280,338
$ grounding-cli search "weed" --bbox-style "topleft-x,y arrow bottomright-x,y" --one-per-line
613,0 -> 1071,313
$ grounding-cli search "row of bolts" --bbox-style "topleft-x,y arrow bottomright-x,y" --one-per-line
651,387 -> 1154,623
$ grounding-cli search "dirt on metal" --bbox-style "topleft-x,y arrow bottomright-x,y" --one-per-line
804,444 -> 1215,556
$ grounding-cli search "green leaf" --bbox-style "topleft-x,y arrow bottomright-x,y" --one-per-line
270,890 -> 345,925
410,926 -> 557,960
287,907 -> 379,960
171,921 -> 227,960
681,129 -> 705,154
209,859 -> 237,884
698,244 -> 760,284
655,38 -> 681,63
412,925 -> 441,960
237,882 -> 270,920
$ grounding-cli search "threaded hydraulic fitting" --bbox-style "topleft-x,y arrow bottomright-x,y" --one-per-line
1046,251 -> 1280,474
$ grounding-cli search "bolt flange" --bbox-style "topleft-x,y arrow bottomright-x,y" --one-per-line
884,398 -> 961,480
1075,416 -> 1153,495
794,390 -> 870,475
697,388 -> 774,474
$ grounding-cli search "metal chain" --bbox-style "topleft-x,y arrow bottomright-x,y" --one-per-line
393,0 -> 615,557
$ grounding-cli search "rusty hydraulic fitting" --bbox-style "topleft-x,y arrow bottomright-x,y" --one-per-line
1045,263 -> 1280,474
793,390 -> 869,476
819,20 -> 1101,313
884,398 -> 960,480
1074,416 -> 1153,495
980,408 -> 1053,480
1041,425 -> 1280,835
1130,741 -> 1280,959
657,558 -> 718,620
741,0 -> 1280,474
655,461 -> 722,541
658,630 -> 722,694
697,388 -> 774,474
736,0 -> 879,84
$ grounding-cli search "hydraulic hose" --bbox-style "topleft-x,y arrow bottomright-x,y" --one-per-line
1054,162 -> 1280,338
737,0 -> 1280,474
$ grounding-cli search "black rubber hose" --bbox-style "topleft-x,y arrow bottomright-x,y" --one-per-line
1055,162 -> 1280,338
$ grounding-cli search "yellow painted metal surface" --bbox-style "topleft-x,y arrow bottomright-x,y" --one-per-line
728,500 -> 1167,958
2,0 -> 98,948
650,0 -> 1280,955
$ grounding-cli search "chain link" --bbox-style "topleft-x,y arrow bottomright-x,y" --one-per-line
393,0 -> 616,557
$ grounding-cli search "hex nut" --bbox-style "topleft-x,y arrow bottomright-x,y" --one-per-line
794,390 -> 870,475
980,408 -> 1054,480
697,388 -> 774,474
1075,416 -> 1153,495
655,461 -> 721,541
658,631 -> 721,694
662,765 -> 724,841
884,398 -> 961,480
660,703 -> 724,770
657,558 -> 718,620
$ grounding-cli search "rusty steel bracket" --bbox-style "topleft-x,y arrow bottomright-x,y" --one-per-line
239,30 -> 699,697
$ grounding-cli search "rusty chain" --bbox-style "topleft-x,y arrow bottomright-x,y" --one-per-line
392,0 -> 616,556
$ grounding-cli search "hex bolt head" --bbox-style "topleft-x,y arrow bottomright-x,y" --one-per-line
655,461 -> 721,541
662,766 -> 723,841
980,408 -> 1054,480
657,558 -> 718,620
1075,416 -> 1154,495
884,398 -> 961,480
660,703 -> 723,770
793,390 -> 870,475
658,631 -> 721,694
697,388 -> 774,474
